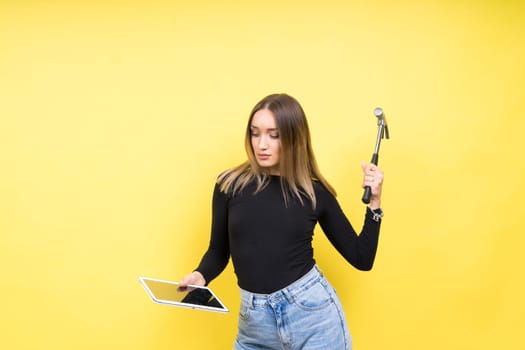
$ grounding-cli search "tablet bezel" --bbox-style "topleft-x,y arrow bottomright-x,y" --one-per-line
138,276 -> 229,313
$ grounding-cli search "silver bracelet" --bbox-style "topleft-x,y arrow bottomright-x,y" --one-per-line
370,208 -> 384,222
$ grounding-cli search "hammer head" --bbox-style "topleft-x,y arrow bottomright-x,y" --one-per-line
374,107 -> 390,139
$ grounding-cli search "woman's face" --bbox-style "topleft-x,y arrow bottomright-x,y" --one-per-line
250,109 -> 281,175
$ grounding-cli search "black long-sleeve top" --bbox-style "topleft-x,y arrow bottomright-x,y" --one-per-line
196,175 -> 381,294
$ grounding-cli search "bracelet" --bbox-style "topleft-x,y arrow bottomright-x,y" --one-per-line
370,207 -> 384,222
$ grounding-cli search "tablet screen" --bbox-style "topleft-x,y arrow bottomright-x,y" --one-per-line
139,277 -> 228,313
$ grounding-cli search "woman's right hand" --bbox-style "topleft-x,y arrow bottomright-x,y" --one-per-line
178,271 -> 206,291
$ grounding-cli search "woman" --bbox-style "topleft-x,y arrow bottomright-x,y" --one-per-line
179,93 -> 384,350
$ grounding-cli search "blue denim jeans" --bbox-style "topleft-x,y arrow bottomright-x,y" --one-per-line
233,265 -> 352,350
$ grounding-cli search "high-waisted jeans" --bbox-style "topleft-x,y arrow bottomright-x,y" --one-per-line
233,265 -> 352,350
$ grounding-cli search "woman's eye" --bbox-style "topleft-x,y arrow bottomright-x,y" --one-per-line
270,134 -> 279,139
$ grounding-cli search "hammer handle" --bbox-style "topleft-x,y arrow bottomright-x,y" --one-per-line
361,153 -> 379,204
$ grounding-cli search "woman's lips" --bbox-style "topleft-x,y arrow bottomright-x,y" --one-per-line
257,154 -> 271,160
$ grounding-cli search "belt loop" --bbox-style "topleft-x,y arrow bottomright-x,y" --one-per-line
248,292 -> 255,309
282,288 -> 294,303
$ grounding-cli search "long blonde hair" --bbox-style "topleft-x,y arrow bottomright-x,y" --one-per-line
218,93 -> 336,208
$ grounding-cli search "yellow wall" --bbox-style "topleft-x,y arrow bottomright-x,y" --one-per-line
1,1 -> 524,349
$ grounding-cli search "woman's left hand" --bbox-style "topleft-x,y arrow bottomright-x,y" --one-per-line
361,161 -> 384,209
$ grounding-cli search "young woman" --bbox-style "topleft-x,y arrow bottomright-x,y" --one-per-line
179,93 -> 384,350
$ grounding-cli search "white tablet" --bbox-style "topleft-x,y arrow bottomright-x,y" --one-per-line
138,276 -> 229,313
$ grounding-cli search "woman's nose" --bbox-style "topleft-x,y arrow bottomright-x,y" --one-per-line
258,137 -> 268,149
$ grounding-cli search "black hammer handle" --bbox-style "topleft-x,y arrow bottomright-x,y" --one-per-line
361,153 -> 379,204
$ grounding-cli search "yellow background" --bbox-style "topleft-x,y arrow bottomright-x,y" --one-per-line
1,1 -> 524,349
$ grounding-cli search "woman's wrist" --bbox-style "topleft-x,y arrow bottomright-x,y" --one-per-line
192,271 -> 206,285
368,199 -> 381,210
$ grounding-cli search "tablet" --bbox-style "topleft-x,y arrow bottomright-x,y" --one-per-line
138,276 -> 229,313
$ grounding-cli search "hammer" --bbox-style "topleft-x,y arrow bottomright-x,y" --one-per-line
362,107 -> 390,204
